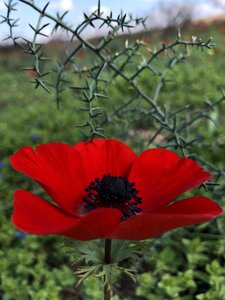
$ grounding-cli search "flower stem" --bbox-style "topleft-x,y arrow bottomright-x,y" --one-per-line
104,238 -> 112,300
104,238 -> 112,264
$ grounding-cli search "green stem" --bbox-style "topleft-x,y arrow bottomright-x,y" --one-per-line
104,239 -> 112,300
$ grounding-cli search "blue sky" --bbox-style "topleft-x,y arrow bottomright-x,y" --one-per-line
0,0 -> 224,43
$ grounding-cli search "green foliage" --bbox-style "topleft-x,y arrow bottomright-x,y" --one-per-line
65,240 -> 137,289
135,232 -> 225,300
0,215 -> 74,300
0,29 -> 225,298
0,1 -> 225,299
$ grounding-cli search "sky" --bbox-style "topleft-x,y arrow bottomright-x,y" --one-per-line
0,0 -> 225,43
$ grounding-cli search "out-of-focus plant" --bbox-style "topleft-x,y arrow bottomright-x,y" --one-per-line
0,0 -> 221,151
1,0 -> 225,299
2,0 -> 224,182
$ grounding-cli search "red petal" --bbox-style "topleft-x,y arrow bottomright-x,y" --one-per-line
74,139 -> 137,183
10,143 -> 87,214
12,190 -> 79,234
63,208 -> 122,241
12,190 -> 122,240
129,149 -> 211,211
111,196 -> 223,240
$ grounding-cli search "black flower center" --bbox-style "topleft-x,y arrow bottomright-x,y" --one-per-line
83,174 -> 142,221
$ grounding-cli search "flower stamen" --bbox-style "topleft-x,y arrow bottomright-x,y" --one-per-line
83,174 -> 142,221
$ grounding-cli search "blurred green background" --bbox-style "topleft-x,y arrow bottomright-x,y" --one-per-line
0,17 -> 225,300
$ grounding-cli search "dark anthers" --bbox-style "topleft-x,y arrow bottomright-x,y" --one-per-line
83,174 -> 142,221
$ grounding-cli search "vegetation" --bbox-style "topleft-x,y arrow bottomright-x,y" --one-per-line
0,18 -> 225,299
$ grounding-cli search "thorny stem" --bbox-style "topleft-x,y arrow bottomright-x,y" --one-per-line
104,239 -> 112,300
5,0 -> 225,174
19,0 -> 95,50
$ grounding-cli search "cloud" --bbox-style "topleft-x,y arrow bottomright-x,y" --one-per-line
194,2 -> 223,18
60,0 -> 73,11
49,0 -> 73,11
0,0 -> 6,10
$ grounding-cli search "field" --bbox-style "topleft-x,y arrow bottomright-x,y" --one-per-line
0,20 -> 225,299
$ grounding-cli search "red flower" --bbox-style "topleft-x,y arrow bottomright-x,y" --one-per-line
219,26 -> 225,35
26,69 -> 38,78
10,139 -> 223,241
